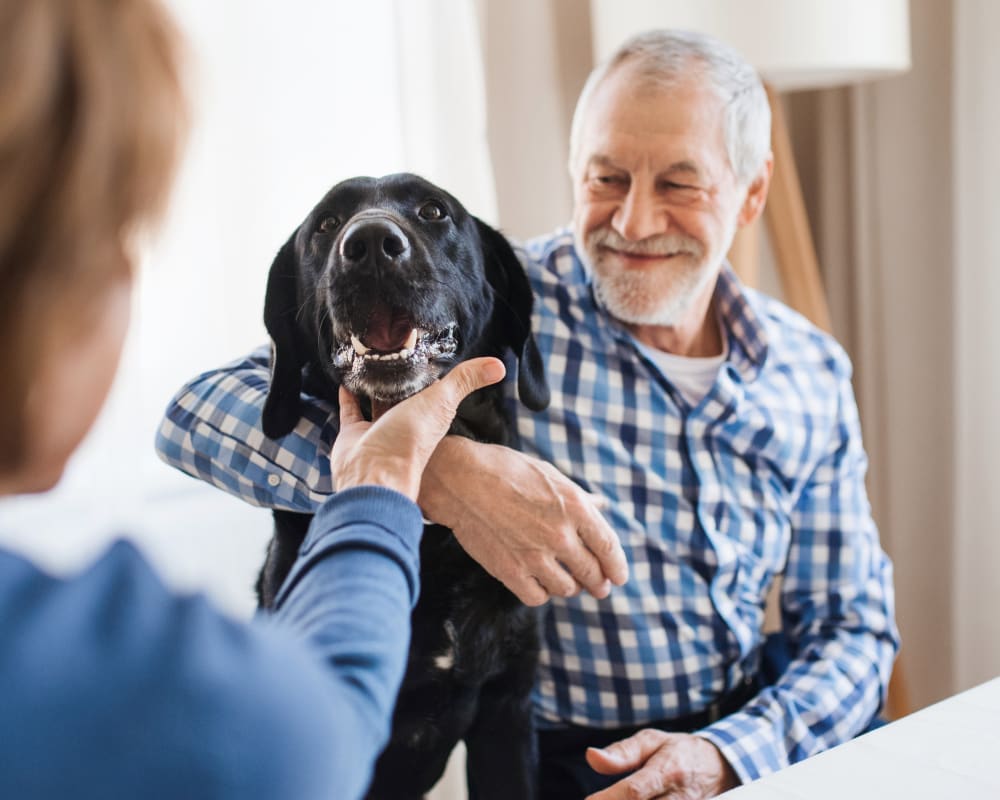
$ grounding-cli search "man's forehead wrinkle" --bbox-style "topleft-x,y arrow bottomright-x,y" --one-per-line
664,160 -> 702,176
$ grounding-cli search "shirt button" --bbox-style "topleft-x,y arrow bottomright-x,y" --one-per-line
267,474 -> 280,487
679,626 -> 696,642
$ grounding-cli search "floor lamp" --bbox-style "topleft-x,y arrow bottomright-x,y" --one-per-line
589,0 -> 912,717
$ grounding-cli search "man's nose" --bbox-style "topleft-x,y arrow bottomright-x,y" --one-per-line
612,187 -> 664,242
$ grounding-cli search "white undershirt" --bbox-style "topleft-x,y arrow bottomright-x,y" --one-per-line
638,326 -> 729,407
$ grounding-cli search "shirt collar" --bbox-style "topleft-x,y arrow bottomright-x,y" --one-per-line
714,263 -> 769,380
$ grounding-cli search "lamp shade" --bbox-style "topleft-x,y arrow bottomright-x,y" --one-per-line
589,0 -> 911,91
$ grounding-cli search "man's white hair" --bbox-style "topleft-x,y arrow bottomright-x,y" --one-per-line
568,29 -> 771,185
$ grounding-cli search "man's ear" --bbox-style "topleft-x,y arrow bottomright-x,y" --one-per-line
738,153 -> 774,227
475,218 -> 550,412
262,233 -> 307,439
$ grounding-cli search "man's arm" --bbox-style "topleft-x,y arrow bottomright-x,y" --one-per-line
156,348 -> 629,604
697,370 -> 899,784
156,346 -> 337,511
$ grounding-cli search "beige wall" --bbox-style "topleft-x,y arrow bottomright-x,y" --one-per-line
846,0 -> 957,707
953,0 -> 1000,691
790,0 -> 1000,708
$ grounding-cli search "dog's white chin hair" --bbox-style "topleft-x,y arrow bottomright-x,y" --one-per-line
342,369 -> 439,406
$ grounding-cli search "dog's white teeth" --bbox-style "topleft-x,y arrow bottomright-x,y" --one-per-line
351,335 -> 369,356
349,328 -> 426,362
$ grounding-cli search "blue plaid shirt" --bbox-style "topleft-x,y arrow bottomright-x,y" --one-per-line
156,228 -> 898,783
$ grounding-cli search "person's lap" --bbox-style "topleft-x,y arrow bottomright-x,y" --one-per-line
489,633 -> 888,798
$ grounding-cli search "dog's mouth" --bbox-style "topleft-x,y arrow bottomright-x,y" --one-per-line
350,304 -> 427,361
332,301 -> 459,401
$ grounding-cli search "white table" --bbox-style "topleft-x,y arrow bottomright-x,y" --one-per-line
720,677 -> 1000,799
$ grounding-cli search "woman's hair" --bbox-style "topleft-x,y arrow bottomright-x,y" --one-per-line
0,0 -> 186,472
568,29 -> 771,186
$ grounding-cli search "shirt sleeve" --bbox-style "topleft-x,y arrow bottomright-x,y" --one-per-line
0,486 -> 423,800
155,346 -> 335,512
697,368 -> 900,783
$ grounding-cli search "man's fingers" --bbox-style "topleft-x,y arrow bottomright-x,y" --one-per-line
588,492 -> 610,510
338,386 -> 365,426
586,729 -> 669,774
535,557 -> 582,598
577,507 -> 630,587
508,574 -> 551,607
548,498 -> 628,597
585,745 -> 624,776
554,543 -> 611,599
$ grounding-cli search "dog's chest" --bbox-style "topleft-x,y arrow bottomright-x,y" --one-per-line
409,525 -> 534,682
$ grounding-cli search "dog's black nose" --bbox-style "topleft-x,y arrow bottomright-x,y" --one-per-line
339,218 -> 410,265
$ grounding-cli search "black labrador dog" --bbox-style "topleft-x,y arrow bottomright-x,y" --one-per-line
257,173 -> 548,799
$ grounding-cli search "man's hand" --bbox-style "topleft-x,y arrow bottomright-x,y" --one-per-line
584,731 -> 738,799
330,358 -> 506,501
419,438 -> 629,605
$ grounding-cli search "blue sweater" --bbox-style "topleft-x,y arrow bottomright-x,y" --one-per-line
0,485 -> 422,799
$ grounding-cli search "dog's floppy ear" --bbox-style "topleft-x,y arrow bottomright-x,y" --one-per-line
476,219 -> 550,411
262,233 -> 307,438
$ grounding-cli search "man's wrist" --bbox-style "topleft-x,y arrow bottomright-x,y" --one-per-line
418,435 -> 478,525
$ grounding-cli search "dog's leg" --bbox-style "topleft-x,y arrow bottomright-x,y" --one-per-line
463,653 -> 539,800
365,680 -> 479,800
255,509 -> 311,608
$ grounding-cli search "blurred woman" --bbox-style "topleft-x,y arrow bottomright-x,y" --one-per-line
0,1 -> 503,797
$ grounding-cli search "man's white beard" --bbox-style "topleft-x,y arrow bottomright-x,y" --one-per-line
582,225 -> 731,328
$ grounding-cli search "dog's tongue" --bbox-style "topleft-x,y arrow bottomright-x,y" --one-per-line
363,304 -> 414,352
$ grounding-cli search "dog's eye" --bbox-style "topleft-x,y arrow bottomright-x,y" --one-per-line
418,201 -> 447,221
318,216 -> 340,234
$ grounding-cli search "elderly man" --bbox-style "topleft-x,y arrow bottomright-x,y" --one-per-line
158,29 -> 898,800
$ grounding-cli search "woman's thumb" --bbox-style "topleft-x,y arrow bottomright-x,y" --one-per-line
444,357 -> 506,400
420,358 -> 506,430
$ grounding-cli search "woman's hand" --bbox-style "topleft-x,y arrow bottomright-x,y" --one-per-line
329,358 -> 506,501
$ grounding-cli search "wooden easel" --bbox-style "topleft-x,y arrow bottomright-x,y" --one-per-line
728,85 -> 911,720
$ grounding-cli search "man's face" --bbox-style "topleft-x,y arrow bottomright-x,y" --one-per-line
571,66 -> 750,334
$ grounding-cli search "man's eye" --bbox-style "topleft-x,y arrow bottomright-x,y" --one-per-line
418,200 -> 447,221
589,174 -> 628,192
318,216 -> 340,234
662,180 -> 702,193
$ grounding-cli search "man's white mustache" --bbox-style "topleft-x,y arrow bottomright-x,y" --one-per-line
587,227 -> 703,259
